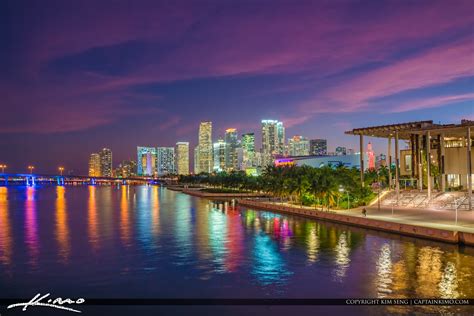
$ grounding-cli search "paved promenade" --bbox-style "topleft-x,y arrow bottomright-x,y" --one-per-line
239,199 -> 474,245
341,206 -> 474,234
267,201 -> 474,234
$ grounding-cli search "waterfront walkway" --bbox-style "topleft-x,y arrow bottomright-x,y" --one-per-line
344,206 -> 474,234
238,199 -> 474,245
268,202 -> 474,234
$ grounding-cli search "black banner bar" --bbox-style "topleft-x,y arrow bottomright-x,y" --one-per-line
1,298 -> 473,306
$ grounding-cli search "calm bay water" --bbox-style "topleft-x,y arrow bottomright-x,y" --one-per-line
1,185 -> 473,315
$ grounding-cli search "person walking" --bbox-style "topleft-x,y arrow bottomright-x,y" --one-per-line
362,208 -> 367,217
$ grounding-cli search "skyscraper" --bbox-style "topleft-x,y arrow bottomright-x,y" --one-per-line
115,160 -> 136,178
367,142 -> 376,170
88,153 -> 101,176
288,135 -> 310,156
175,142 -> 190,175
261,120 -> 285,166
194,145 -> 200,174
99,148 -> 112,177
225,128 -> 238,171
310,139 -> 327,156
198,121 -> 213,173
137,146 -> 158,176
157,147 -> 175,175
213,138 -> 227,172
241,133 -> 256,169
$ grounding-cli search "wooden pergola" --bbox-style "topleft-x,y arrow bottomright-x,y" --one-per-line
345,120 -> 474,210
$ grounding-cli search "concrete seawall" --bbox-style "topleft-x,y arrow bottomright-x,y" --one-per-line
237,199 -> 474,247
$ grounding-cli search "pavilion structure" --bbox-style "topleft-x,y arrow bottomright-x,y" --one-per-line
345,120 -> 473,210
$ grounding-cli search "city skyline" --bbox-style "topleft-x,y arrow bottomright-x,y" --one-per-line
1,0 -> 473,174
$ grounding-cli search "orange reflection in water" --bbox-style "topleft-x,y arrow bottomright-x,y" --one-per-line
120,185 -> 131,246
56,186 -> 70,263
25,186 -> 39,267
88,186 -> 99,250
0,187 -> 12,266
151,186 -> 160,237
225,204 -> 243,272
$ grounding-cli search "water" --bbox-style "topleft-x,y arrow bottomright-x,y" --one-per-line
1,185 -> 473,315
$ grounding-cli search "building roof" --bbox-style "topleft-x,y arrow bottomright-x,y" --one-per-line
345,120 -> 474,139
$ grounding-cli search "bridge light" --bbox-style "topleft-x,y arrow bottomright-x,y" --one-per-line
28,165 -> 35,174
58,167 -> 64,175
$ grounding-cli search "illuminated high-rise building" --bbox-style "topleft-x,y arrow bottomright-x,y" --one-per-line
225,128 -> 238,171
213,138 -> 227,172
310,139 -> 327,156
288,135 -> 310,156
115,160 -> 136,178
137,146 -> 157,176
175,142 -> 190,175
198,121 -> 213,173
261,120 -> 285,166
99,148 -> 112,177
367,142 -> 376,170
194,145 -> 200,174
241,133 -> 256,169
157,147 -> 175,175
88,153 -> 101,176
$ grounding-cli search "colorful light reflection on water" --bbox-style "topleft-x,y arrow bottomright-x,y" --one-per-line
0,186 -> 473,314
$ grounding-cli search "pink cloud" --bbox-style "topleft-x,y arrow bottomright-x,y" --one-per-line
390,93 -> 474,113
299,37 -> 474,115
3,0 -> 473,134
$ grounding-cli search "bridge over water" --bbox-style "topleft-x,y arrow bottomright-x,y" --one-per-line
0,173 -> 172,186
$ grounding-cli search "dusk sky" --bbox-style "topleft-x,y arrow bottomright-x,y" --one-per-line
1,0 -> 473,174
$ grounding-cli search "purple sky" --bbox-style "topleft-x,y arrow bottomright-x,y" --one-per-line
1,0 -> 473,174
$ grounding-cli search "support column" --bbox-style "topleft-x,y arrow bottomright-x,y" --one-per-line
360,134 -> 364,187
426,131 -> 431,201
467,127 -> 472,211
388,136 -> 392,189
395,131 -> 400,203
418,134 -> 423,190
440,133 -> 446,192
410,134 -> 416,178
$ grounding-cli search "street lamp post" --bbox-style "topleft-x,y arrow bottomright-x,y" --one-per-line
377,169 -> 381,212
0,164 -> 6,173
339,185 -> 349,210
59,167 -> 64,176
28,165 -> 34,174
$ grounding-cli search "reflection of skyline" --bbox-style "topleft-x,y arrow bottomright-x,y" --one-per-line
55,186 -> 70,263
88,185 -> 99,251
1,186 -> 473,304
120,185 -> 131,247
173,193 -> 192,264
25,186 -> 39,267
334,231 -> 351,280
415,246 -> 443,297
137,186 -> 153,245
225,204 -> 244,272
151,186 -> 160,238
252,231 -> 291,286
209,209 -> 228,273
375,243 -> 393,298
306,222 -> 320,263
0,187 -> 11,266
